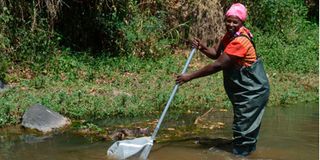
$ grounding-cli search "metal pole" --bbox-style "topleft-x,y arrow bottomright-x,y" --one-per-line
139,48 -> 196,160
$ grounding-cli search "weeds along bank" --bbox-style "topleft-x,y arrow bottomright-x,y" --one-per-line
0,1 -> 318,126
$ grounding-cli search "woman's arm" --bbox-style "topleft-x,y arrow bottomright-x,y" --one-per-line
192,38 -> 222,59
176,53 -> 237,85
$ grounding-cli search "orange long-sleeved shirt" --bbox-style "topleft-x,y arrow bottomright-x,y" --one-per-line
221,26 -> 256,67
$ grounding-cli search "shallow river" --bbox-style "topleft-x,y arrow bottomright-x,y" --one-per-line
0,103 -> 318,160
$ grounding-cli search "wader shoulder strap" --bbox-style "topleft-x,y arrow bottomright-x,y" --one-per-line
237,34 -> 256,49
220,34 -> 258,57
235,34 -> 259,57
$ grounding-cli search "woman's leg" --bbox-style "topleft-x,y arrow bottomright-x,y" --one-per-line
232,100 -> 267,156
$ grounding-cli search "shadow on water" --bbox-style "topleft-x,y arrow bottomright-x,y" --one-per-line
0,103 -> 318,160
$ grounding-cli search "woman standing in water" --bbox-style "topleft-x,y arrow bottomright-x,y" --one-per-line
176,3 -> 270,156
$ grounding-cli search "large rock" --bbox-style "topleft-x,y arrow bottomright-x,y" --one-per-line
22,104 -> 71,133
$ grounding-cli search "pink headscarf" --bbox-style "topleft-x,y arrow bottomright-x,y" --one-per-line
225,3 -> 247,22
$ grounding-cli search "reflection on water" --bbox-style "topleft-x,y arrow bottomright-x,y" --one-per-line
0,103 -> 318,160
0,131 -> 109,160
255,103 -> 319,160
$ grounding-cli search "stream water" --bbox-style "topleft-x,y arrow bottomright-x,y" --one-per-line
0,103 -> 318,160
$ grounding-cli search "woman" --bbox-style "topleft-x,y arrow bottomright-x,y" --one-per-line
176,3 -> 270,156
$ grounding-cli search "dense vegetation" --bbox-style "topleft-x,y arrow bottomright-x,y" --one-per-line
0,0 -> 318,127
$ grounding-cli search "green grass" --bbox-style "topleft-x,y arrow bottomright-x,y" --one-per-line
0,52 -> 318,127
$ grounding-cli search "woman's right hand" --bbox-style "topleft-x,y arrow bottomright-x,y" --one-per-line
192,38 -> 204,50
176,73 -> 192,85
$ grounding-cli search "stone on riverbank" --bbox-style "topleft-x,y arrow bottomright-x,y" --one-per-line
0,80 -> 4,89
0,80 -> 5,91
21,104 -> 71,133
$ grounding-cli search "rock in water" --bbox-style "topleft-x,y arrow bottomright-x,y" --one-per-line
22,104 -> 70,133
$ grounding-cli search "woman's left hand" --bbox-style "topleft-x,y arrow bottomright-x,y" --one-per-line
176,74 -> 192,85
192,38 -> 205,50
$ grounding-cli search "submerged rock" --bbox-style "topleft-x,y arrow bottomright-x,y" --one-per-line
21,104 -> 71,133
109,128 -> 150,140
19,134 -> 53,144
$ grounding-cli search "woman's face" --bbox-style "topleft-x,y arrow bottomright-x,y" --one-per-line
225,16 -> 243,34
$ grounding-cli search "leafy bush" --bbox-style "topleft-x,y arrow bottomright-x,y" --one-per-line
247,0 -> 308,33
114,1 -> 177,57
0,5 -> 61,80
247,0 -> 319,73
0,7 -> 13,82
254,25 -> 318,74
13,27 -> 60,68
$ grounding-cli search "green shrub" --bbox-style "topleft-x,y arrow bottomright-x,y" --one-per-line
254,22 -> 318,74
0,6 -> 61,77
0,7 -> 13,82
13,27 -> 61,68
248,0 -> 308,33
114,1 -> 177,57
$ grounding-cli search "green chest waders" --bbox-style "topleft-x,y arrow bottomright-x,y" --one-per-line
223,58 -> 270,156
